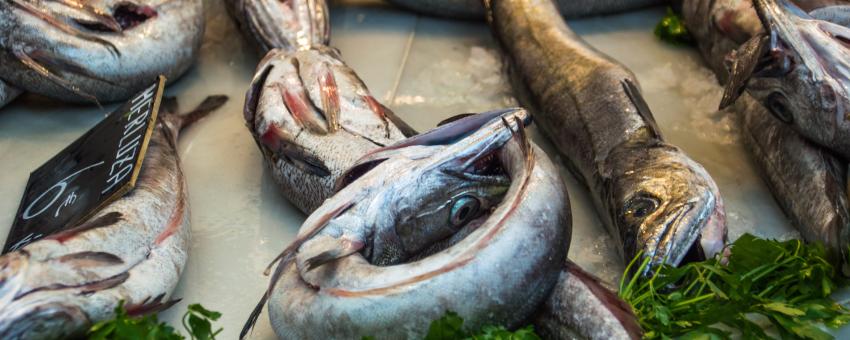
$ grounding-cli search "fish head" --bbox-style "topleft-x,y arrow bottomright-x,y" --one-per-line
724,0 -> 850,146
297,108 -> 529,268
608,143 -> 726,271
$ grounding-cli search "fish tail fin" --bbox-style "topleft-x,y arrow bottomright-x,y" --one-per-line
161,95 -> 228,133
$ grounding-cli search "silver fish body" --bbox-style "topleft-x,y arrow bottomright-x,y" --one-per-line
262,109 -> 570,339
224,0 -> 329,53
385,0 -> 663,19
487,0 -> 727,270
682,0 -> 850,267
0,80 -> 21,108
712,0 -> 850,158
0,95 -> 226,339
0,0 -> 203,105
244,47 -> 414,214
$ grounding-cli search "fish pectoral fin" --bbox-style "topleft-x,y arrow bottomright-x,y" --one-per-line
9,0 -> 120,55
11,46 -> 100,106
298,235 -> 365,272
720,34 -> 767,109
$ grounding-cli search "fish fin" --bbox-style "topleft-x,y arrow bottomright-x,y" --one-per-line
162,95 -> 228,132
26,49 -> 121,87
283,58 -> 328,134
46,212 -> 123,243
49,0 -> 122,32
244,56 -> 276,126
125,294 -> 181,317
160,97 -> 179,115
80,272 -> 129,294
564,261 -> 642,340
621,78 -> 662,140
56,251 -> 124,266
334,157 -> 388,192
720,35 -> 766,109
9,0 -> 120,55
808,5 -> 850,27
11,46 -> 100,106
318,62 -> 340,133
438,113 -> 476,127
381,103 -> 418,137
300,235 -> 365,272
260,124 -> 332,177
243,201 -> 354,339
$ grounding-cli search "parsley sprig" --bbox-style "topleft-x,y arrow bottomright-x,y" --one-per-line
654,7 -> 693,46
87,302 -> 222,340
619,233 -> 850,339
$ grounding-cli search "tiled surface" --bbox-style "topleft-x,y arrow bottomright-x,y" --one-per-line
0,1 -> 830,338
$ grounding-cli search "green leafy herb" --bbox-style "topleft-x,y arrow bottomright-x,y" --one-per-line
654,7 -> 692,45
619,233 -> 850,339
87,302 -> 222,340
424,312 -> 539,340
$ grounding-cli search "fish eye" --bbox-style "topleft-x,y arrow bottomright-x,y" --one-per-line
624,194 -> 660,220
766,92 -> 793,123
450,196 -> 481,227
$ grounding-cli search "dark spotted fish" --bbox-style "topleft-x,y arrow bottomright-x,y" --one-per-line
0,0 -> 204,107
486,0 -> 728,271
386,0 -> 663,19
0,95 -> 226,339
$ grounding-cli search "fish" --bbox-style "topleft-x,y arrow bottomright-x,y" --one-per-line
486,0 -> 728,270
0,80 -> 21,108
681,0 -> 850,269
0,0 -> 204,106
243,108 -> 571,339
715,0 -> 850,158
243,46 -> 415,214
0,95 -> 227,339
385,0 -> 664,20
224,0 -> 329,53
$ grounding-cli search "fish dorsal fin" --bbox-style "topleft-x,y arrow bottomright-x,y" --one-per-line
437,113 -> 476,126
621,79 -> 662,141
720,35 -> 767,109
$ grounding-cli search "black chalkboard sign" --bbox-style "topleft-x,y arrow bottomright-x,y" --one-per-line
4,76 -> 166,253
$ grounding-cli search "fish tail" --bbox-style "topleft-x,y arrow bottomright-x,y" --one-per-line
162,95 -> 229,133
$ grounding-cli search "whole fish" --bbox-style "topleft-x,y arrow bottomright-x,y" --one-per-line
681,0 -> 850,267
0,95 -> 226,339
486,0 -> 728,270
0,0 -> 204,106
244,46 -> 415,214
0,80 -> 21,108
385,0 -> 664,20
245,109 -> 570,339
713,0 -> 850,158
224,0 -> 329,53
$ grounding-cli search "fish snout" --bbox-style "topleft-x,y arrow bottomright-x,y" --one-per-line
0,300 -> 89,339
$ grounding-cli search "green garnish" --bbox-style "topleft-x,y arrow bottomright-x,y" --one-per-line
423,311 -> 539,340
619,233 -> 850,339
654,7 -> 692,45
87,302 -> 222,340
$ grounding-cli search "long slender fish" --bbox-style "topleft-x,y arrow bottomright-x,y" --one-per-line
0,0 -> 204,106
486,0 -> 727,270
246,109 -> 570,339
681,0 -> 850,267
385,0 -> 663,20
714,0 -> 850,158
0,95 -> 226,339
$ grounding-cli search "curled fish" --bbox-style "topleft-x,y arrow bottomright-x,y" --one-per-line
486,0 -> 728,270
0,0 -> 204,106
0,95 -> 226,339
244,109 -> 570,339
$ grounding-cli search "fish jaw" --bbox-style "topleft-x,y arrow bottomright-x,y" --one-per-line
293,108 -> 528,275
607,143 -> 727,270
741,0 -> 850,156
228,0 -> 329,53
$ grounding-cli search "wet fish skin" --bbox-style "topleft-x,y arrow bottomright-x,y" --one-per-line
681,0 -> 850,268
224,0 -> 329,53
486,0 -> 727,270
717,0 -> 850,158
386,0 -> 663,19
0,0 -> 204,105
0,95 -> 226,339
244,47 -> 414,214
0,80 -> 21,108
261,110 -> 569,339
